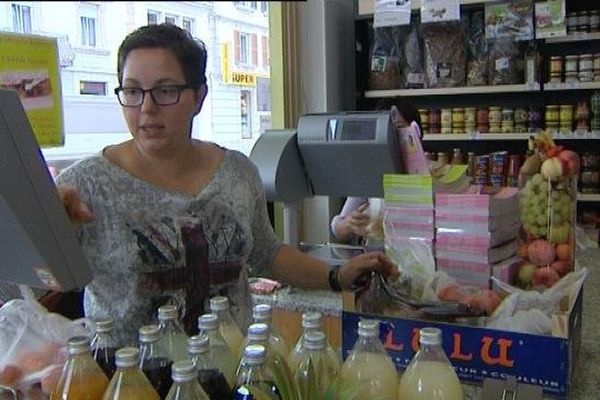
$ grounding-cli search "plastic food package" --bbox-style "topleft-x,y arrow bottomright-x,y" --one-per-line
487,37 -> 524,85
422,21 -> 467,88
368,23 -> 402,90
466,10 -> 489,86
400,18 -> 425,89
0,286 -> 90,394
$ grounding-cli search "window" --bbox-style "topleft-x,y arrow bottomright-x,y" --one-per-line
79,81 -> 106,96
147,10 -> 160,25
165,14 -> 177,25
241,90 -> 252,139
234,31 -> 257,66
260,1 -> 268,14
235,1 -> 257,10
182,17 -> 193,34
80,3 -> 98,47
11,3 -> 31,33
261,35 -> 269,67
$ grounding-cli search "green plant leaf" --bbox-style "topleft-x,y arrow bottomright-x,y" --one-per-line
267,352 -> 299,400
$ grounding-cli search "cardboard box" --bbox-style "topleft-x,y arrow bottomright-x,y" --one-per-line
342,280 -> 583,398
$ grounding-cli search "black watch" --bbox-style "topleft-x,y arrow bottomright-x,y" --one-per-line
328,264 -> 343,292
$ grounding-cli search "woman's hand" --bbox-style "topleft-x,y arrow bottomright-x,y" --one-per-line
56,185 -> 94,224
341,203 -> 370,238
337,251 -> 399,291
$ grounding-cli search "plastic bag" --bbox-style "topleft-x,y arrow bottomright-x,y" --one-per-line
487,37 -> 524,85
0,286 -> 91,394
401,17 -> 425,89
368,23 -> 402,90
422,21 -> 467,88
466,10 -> 488,86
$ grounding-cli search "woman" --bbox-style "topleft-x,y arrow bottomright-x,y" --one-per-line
330,97 -> 421,244
56,23 -> 397,346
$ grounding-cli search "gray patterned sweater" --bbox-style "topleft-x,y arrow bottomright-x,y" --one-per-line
56,148 -> 281,346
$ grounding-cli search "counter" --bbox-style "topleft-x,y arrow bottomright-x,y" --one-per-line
253,247 -> 600,399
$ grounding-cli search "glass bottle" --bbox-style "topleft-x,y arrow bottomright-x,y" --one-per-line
197,313 -> 237,388
340,319 -> 398,399
210,296 -> 244,359
157,304 -> 189,362
233,344 -> 281,400
397,327 -> 463,400
102,347 -> 160,400
50,336 -> 109,400
165,360 -> 210,400
139,324 -> 174,399
238,323 -> 271,366
288,311 -> 340,374
91,317 -> 118,379
188,335 -> 231,399
252,304 -> 288,362
294,331 -> 339,398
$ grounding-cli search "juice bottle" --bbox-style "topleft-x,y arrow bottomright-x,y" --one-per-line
252,304 -> 288,361
210,296 -> 244,358
340,319 -> 398,400
293,331 -> 339,398
139,324 -> 173,399
188,335 -> 231,399
288,311 -> 340,373
165,360 -> 210,400
197,313 -> 237,388
157,304 -> 189,362
102,347 -> 160,400
90,317 -> 118,379
50,336 -> 109,400
397,327 -> 463,400
233,345 -> 281,400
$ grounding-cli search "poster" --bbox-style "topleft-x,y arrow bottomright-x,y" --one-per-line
0,32 -> 64,147
485,0 -> 534,41
374,0 -> 412,28
535,0 -> 567,39
420,0 -> 460,24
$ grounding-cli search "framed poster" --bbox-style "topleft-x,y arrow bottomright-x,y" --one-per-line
0,32 -> 64,147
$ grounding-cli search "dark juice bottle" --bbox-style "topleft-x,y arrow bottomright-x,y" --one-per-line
188,334 -> 232,399
90,318 -> 118,379
139,324 -> 174,399
198,368 -> 231,399
233,345 -> 281,400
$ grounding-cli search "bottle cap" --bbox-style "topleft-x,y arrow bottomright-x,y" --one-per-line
252,304 -> 272,323
198,313 -> 219,331
357,319 -> 379,337
94,318 -> 114,333
187,335 -> 210,355
419,327 -> 442,346
247,323 -> 269,342
171,360 -> 198,382
139,324 -> 161,343
303,331 -> 326,350
115,347 -> 140,368
67,336 -> 91,355
209,296 -> 230,311
243,344 -> 267,366
158,304 -> 179,321
302,311 -> 322,329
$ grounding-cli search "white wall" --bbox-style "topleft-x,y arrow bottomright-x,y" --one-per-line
297,0 -> 356,244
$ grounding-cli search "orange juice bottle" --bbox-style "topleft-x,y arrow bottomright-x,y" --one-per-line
102,347 -> 160,400
50,336 -> 109,400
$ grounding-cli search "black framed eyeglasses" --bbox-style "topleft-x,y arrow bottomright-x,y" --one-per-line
114,84 -> 195,107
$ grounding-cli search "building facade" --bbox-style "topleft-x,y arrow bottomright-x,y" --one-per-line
0,1 -> 270,158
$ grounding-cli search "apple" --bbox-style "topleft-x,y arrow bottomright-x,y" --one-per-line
555,243 -> 572,261
549,223 -> 571,244
527,239 -> 556,266
438,284 -> 469,303
468,290 -> 502,315
541,157 -> 563,181
0,365 -> 23,386
558,149 -> 580,176
532,267 -> 560,288
551,260 -> 572,277
518,262 -> 538,285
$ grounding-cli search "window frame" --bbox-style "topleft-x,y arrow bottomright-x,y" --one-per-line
164,13 -> 178,26
79,3 -> 99,47
239,32 -> 251,66
11,3 -> 32,33
79,80 -> 107,96
182,17 -> 194,34
147,10 -> 160,25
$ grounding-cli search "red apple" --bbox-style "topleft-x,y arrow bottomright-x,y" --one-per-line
550,260 -> 572,277
527,239 -> 556,266
532,267 -> 560,288
468,290 -> 502,315
558,150 -> 580,176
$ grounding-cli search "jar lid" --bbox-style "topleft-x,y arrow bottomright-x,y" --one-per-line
209,296 -> 230,311
489,106 -> 501,111
451,108 -> 464,112
580,54 -> 593,59
565,55 -> 579,60
546,105 -> 560,109
139,324 -> 160,343
115,347 -> 140,368
197,313 -> 219,331
187,335 -> 210,354
550,56 -> 563,60
560,104 -> 573,109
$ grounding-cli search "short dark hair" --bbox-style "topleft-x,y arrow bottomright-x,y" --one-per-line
117,23 -> 207,89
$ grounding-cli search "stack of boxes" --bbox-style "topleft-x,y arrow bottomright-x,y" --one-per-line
434,186 -> 522,289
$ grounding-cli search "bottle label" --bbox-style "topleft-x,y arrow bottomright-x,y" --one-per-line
235,386 -> 254,400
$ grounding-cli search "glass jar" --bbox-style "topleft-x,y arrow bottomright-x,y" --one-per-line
576,101 -> 590,131
560,104 -> 573,124
502,107 -> 514,122
591,10 -> 600,32
501,120 -> 514,133
565,55 -> 579,73
488,106 -> 502,123
545,105 -> 560,124
549,56 -> 563,75
429,109 -> 441,133
578,11 -> 590,32
565,71 -> 579,83
451,108 -> 464,125
464,107 -> 476,124
514,108 -> 528,124
579,54 -> 594,82
441,108 -> 452,133
567,12 -> 578,33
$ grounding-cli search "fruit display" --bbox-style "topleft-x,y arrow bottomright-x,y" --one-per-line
516,131 -> 580,289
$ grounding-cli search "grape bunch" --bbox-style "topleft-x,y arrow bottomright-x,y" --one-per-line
519,173 -> 573,240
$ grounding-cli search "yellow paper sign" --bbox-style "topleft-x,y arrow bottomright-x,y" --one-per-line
0,32 -> 64,147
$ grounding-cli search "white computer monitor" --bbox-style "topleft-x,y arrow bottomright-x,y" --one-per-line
0,88 -> 92,291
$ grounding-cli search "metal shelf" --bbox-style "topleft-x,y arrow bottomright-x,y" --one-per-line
545,32 -> 600,44
544,81 -> 600,91
577,193 -> 600,202
365,84 -> 540,98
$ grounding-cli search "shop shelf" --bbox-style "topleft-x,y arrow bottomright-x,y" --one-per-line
422,133 -> 531,141
544,81 -> 600,91
357,0 -> 497,16
577,193 -> 600,202
545,32 -> 600,44
364,83 -> 540,98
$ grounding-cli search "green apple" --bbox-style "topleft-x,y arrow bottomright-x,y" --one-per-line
518,263 -> 538,285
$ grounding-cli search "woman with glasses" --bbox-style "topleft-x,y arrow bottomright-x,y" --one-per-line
53,23 -> 398,346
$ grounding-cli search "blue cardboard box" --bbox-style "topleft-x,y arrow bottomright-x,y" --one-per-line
341,284 -> 583,398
